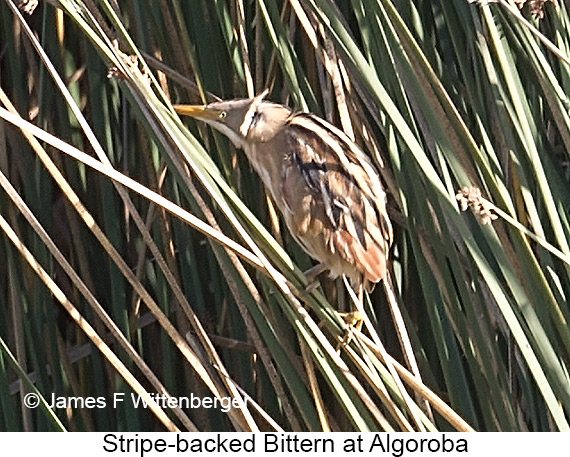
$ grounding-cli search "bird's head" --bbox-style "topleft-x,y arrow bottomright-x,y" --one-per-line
174,89 -> 291,149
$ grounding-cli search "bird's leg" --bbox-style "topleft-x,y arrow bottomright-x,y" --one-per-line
339,285 -> 363,330
336,279 -> 365,349
354,285 -> 364,332
303,262 -> 328,292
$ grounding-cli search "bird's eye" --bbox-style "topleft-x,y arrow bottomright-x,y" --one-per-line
219,111 -> 227,119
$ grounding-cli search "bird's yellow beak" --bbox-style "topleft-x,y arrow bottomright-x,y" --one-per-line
173,104 -> 221,121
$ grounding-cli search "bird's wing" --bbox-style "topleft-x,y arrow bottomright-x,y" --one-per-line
282,113 -> 392,284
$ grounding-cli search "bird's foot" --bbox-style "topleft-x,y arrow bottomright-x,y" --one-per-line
336,310 -> 363,349
339,310 -> 362,329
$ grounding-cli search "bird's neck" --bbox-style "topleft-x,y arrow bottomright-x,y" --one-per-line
242,141 -> 284,203
236,104 -> 292,204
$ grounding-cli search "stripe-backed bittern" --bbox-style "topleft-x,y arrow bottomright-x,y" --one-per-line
175,90 -> 392,291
